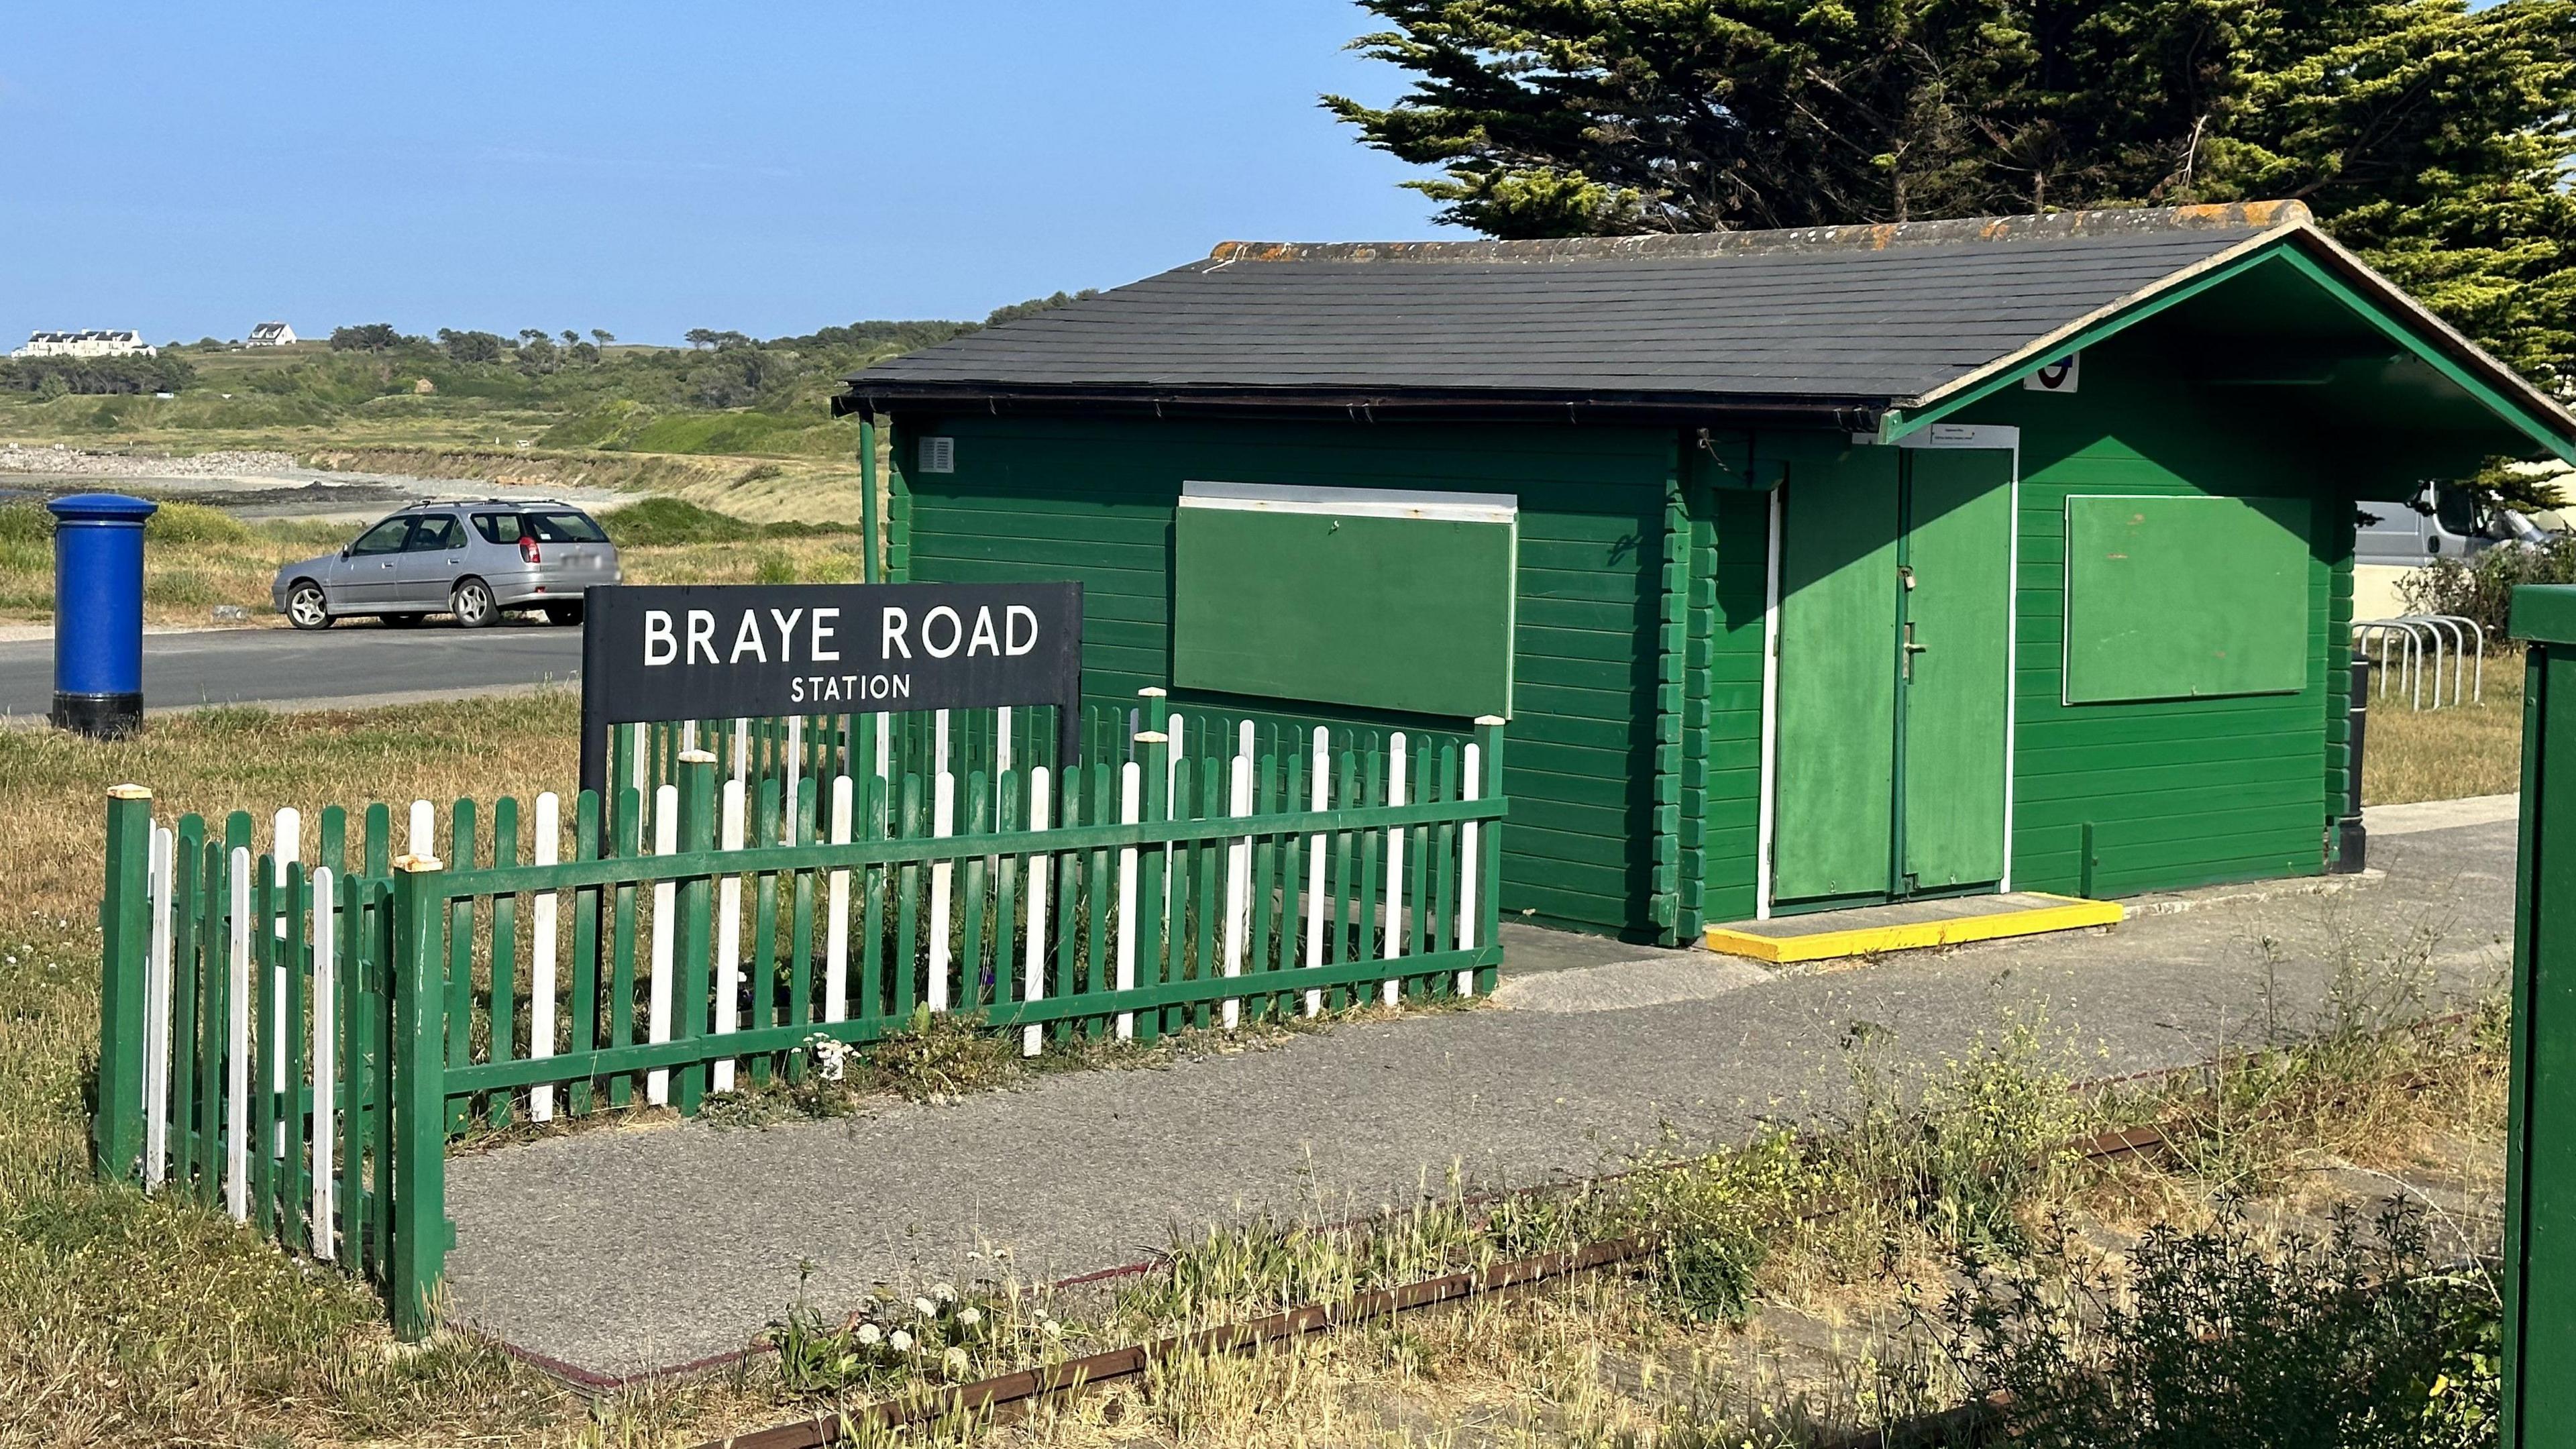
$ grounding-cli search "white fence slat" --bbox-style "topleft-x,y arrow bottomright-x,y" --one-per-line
1114,762 -> 1140,1041
629,723 -> 650,844
714,779 -> 748,1093
996,706 -> 1013,775
822,775 -> 853,1024
1222,743 -> 1252,1031
1458,743 -> 1481,996
1022,768 -> 1051,1057
928,770 -> 955,1012
309,865 -> 336,1257
269,807 -> 299,1155
874,711 -> 892,782
142,824 -> 174,1188
1382,733 -> 1407,1007
407,799 -> 433,860
645,783 -> 679,1106
934,708 -> 951,780
225,848 -> 251,1222
529,793 -> 561,1121
733,718 -> 750,786
786,716 -> 804,812
1304,727 -> 1328,1018
1163,711 -> 1185,916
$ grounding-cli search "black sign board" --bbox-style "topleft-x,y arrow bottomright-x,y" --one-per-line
576,582 -> 1084,808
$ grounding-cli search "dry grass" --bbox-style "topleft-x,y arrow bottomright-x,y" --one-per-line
2361,649 -> 2524,806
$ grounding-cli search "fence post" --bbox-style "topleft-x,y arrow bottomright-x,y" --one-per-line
95,784 -> 154,1182
388,853 -> 449,1343
675,751 -> 717,1114
1474,716 -> 1506,996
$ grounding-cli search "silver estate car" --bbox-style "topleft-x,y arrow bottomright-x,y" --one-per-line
271,500 -> 622,630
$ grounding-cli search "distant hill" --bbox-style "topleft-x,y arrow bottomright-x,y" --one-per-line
0,290 -> 1099,462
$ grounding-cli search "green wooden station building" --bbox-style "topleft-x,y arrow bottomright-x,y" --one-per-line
838,201 -> 2576,947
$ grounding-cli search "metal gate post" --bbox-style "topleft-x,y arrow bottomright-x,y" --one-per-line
2504,584 -> 2576,1444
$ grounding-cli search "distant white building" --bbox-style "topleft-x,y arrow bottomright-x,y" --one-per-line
245,321 -> 296,347
13,329 -> 157,359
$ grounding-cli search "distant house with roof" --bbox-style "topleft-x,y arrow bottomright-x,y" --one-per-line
245,322 -> 297,347
13,329 -> 156,359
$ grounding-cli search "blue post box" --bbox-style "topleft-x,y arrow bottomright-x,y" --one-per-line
48,492 -> 157,737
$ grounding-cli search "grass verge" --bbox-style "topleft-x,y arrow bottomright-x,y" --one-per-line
0,498 -> 869,628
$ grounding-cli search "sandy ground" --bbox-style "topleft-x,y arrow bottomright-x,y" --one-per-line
0,443 -> 628,524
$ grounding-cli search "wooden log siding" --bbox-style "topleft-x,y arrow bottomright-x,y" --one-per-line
91,712 -> 1506,1338
896,415 -> 1668,939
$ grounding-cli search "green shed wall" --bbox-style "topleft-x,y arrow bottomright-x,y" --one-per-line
892,415 -> 1676,938
1958,333 -> 2355,898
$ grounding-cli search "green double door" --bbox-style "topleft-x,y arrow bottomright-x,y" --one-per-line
1772,443 -> 2012,907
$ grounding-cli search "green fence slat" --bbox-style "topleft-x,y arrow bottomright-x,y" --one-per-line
896,774 -> 924,1022
751,777 -> 783,1083
788,777 -> 816,1042
570,791 -> 602,1116
488,796 -> 519,1128
197,839 -> 228,1210
443,799 -> 476,1135
169,817 -> 204,1192
609,787 -> 641,1108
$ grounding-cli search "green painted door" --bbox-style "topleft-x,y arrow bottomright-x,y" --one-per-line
1773,444 -> 1901,901
1772,444 -> 2011,906
1898,449 -> 2012,890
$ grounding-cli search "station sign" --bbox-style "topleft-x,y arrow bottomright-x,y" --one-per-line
576,581 -> 1084,802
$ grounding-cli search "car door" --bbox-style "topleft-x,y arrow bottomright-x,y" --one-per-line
335,517 -> 415,608
388,513 -> 467,608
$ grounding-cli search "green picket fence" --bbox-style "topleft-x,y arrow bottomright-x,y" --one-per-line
94,708 -> 1508,1337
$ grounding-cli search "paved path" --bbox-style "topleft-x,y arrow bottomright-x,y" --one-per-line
0,620 -> 581,720
445,815 -> 2516,1377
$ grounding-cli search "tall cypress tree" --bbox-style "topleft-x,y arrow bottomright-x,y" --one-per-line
1326,0 -> 2576,388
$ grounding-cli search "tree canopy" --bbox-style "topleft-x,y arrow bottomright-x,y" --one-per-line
1326,0 -> 2576,388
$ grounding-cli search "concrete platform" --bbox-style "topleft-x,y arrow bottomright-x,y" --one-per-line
1704,892 -> 2123,963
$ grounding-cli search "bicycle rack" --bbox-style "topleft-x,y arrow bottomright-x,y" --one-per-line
2351,615 -> 2485,710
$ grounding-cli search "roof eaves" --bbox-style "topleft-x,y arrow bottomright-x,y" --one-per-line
1889,221 -> 2576,457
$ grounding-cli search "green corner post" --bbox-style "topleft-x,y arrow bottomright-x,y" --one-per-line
388,851 -> 449,1342
859,417 -> 882,585
2506,583 -> 2576,1444
95,784 -> 154,1182
1474,717 -> 1505,996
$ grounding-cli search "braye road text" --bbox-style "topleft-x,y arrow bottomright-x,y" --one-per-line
580,581 -> 1084,730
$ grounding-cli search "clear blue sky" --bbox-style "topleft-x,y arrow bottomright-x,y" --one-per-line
0,4 -> 1444,346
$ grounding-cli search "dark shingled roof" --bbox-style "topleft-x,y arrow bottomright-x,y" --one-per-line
846,204 -> 2306,415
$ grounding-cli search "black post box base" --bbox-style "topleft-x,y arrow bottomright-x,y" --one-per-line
53,692 -> 143,739
2333,818 -> 2369,874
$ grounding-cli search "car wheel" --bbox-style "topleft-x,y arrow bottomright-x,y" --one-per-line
285,581 -> 331,631
382,612 -> 425,629
451,578 -> 498,629
543,602 -> 585,627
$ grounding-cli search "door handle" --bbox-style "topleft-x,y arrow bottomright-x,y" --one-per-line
1903,621 -> 1929,680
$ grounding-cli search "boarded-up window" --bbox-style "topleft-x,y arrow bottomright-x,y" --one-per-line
1172,481 -> 1516,718
2062,494 -> 2309,704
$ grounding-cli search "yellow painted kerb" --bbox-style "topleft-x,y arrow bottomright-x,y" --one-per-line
1704,894 -> 2125,964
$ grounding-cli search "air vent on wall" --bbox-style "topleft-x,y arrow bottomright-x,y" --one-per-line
918,435 -> 955,473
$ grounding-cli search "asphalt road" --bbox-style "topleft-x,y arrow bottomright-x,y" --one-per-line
0,623 -> 584,720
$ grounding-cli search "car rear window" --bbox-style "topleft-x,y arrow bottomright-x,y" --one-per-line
527,511 -> 608,543
471,513 -> 523,545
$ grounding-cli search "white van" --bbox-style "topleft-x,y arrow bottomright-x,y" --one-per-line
2353,482 -> 2548,619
